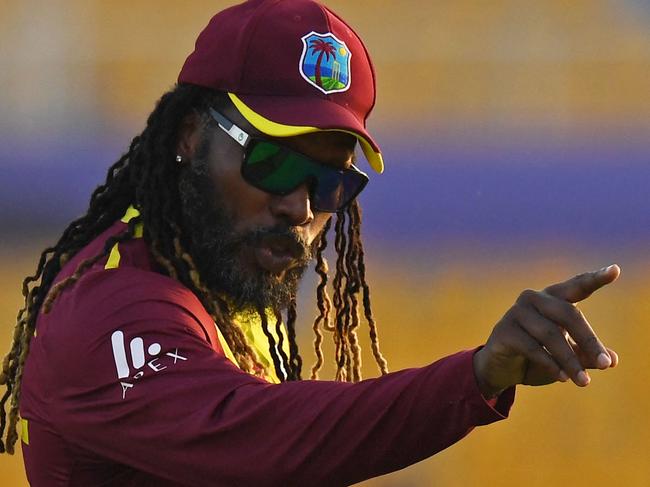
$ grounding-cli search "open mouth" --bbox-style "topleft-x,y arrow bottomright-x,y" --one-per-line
252,234 -> 305,275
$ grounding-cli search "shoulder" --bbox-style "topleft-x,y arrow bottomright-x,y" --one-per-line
27,266 -> 228,404
39,265 -> 219,352
86,266 -> 208,319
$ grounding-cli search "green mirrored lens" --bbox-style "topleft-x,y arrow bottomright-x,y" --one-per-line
245,141 -> 313,193
242,139 -> 368,212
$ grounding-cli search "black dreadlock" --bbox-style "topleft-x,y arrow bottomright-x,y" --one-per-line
0,84 -> 387,455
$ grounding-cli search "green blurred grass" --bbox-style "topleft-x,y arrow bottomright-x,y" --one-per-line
1,246 -> 647,486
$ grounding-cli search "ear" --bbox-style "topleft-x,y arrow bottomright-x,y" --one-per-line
176,112 -> 203,160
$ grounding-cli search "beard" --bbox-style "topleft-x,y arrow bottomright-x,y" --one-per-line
177,141 -> 315,313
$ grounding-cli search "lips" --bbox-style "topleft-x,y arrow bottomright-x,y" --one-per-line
252,234 -> 305,274
253,246 -> 295,274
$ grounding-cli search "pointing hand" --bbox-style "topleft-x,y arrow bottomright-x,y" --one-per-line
473,265 -> 620,398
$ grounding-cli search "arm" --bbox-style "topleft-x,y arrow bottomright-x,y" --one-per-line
52,296 -> 513,487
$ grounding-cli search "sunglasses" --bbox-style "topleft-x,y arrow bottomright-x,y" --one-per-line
208,108 -> 369,213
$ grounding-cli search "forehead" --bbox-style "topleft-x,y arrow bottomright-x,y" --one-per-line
213,97 -> 357,169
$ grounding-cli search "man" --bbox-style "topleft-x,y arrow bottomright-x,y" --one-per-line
0,0 -> 619,485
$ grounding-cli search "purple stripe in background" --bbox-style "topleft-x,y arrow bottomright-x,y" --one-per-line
0,138 -> 115,243
358,138 -> 650,250
360,162 -> 650,245
1,136 -> 648,251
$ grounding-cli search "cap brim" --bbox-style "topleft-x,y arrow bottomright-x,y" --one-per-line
228,93 -> 384,174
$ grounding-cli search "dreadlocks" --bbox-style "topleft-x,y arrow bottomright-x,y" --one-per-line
0,84 -> 388,454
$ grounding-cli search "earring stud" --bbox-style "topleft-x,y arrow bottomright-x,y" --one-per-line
175,155 -> 183,163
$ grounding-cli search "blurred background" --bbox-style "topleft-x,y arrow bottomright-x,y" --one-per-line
1,0 -> 649,485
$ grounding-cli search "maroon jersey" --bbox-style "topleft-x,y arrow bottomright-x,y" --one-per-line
20,210 -> 515,486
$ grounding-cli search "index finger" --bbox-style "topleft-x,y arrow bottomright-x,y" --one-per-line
543,264 -> 620,303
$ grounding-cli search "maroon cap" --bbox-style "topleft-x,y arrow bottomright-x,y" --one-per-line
178,0 -> 384,172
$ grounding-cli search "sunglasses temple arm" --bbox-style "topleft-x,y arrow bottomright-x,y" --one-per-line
209,108 -> 250,147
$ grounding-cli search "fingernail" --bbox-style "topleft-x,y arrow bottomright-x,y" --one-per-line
558,370 -> 569,382
597,352 -> 612,368
577,370 -> 590,386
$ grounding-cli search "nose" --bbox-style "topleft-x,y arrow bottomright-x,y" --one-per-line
269,183 -> 314,226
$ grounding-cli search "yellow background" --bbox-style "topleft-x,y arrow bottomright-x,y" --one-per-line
1,0 -> 649,485
1,248 -> 648,485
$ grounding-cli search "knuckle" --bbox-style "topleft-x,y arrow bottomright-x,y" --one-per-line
558,302 -> 582,325
517,289 -> 537,304
509,305 -> 525,322
544,327 -> 557,340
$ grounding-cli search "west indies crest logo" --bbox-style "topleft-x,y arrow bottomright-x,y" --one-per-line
299,31 -> 352,95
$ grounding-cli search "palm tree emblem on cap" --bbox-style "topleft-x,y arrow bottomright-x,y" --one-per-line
299,32 -> 352,95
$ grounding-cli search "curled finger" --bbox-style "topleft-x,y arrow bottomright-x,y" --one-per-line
513,305 -> 589,386
526,292 -> 610,374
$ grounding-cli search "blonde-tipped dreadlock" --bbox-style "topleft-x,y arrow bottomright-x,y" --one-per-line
0,84 -> 387,455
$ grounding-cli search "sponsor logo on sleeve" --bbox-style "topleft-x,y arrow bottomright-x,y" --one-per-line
111,330 -> 188,399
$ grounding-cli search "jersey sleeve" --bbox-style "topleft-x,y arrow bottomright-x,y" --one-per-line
48,269 -> 515,487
